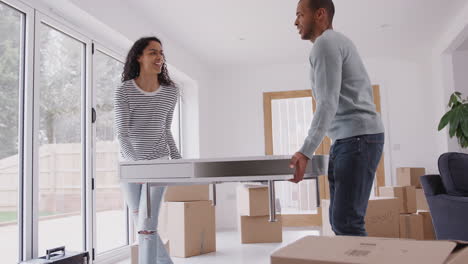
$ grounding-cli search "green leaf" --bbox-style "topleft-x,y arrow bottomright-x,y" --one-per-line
449,92 -> 463,108
438,111 -> 452,131
462,119 -> 468,138
448,108 -> 461,137
460,135 -> 468,149
456,127 -> 464,138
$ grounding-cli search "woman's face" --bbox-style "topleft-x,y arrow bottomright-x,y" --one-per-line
137,41 -> 165,75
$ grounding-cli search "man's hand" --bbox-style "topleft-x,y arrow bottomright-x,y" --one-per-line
289,152 -> 310,183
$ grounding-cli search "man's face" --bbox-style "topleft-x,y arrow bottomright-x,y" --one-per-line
295,0 -> 317,41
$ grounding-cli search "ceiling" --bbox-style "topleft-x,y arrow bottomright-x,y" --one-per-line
118,0 -> 468,65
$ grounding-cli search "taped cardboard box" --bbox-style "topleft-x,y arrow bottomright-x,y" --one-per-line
446,243 -> 468,264
271,236 -> 462,264
321,197 -> 399,238
416,188 -> 430,211
164,185 -> 210,202
365,197 -> 400,238
397,167 -> 426,188
131,244 -> 138,264
400,214 -> 424,240
131,243 -> 169,264
237,184 -> 269,216
167,201 -> 216,258
418,210 -> 436,240
239,215 -> 282,243
379,186 -> 416,213
320,199 -> 334,236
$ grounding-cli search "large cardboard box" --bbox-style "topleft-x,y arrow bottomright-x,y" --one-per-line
379,186 -> 416,213
397,167 -> 426,188
416,188 -> 430,211
400,214 -> 424,240
446,244 -> 468,264
365,197 -> 400,238
419,210 -> 436,240
271,236 -> 458,264
130,244 -> 138,264
318,175 -> 330,200
158,202 -> 169,243
164,185 -> 210,202
167,201 -> 216,258
321,197 -> 399,238
239,215 -> 282,243
237,184 -> 269,216
320,199 -> 334,236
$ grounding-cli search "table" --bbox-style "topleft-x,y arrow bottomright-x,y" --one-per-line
119,155 -> 329,222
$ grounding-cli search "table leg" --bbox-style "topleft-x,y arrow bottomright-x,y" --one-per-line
212,183 -> 217,206
145,183 -> 151,219
268,180 -> 277,222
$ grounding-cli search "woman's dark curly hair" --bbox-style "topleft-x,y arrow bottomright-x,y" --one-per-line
121,36 -> 176,87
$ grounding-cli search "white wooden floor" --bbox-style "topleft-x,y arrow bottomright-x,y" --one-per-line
116,227 -> 322,264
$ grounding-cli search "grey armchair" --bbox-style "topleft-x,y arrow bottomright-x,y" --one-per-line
420,152 -> 468,241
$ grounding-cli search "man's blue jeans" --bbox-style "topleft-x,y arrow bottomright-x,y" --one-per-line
328,133 -> 384,236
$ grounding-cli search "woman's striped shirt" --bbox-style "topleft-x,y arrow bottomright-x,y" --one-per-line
114,79 -> 181,161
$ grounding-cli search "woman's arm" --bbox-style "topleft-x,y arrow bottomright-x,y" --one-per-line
166,90 -> 182,159
114,85 -> 137,160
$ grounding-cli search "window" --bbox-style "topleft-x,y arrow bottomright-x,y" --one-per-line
93,49 -> 127,254
270,96 -> 317,214
37,22 -> 85,253
0,1 -> 186,261
0,2 -> 23,263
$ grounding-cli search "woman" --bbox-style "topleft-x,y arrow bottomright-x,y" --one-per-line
115,36 -> 180,264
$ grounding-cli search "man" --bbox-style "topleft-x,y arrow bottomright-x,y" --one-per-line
289,0 -> 385,236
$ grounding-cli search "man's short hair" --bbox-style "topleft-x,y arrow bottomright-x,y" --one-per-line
304,0 -> 335,23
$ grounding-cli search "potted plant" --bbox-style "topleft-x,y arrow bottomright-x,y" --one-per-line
438,92 -> 468,148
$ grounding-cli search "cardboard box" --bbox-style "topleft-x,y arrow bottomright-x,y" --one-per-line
239,215 -> 282,243
446,244 -> 468,264
318,175 -> 330,200
379,186 -> 416,213
397,167 -> 426,188
400,214 -> 424,240
419,210 -> 436,240
130,244 -> 138,264
167,201 -> 216,257
320,199 -> 334,236
237,184 -> 269,216
416,188 -> 430,211
158,202 -> 169,243
365,197 -> 400,238
164,185 -> 210,202
271,236 -> 458,264
321,197 -> 399,238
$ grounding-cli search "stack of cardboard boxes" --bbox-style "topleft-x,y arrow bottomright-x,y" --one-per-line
131,185 -> 216,263
321,168 -> 435,239
163,185 -> 216,258
322,196 -> 400,238
236,184 -> 282,243
379,167 -> 435,240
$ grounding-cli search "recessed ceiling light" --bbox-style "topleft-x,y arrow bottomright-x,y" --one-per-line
379,24 -> 391,30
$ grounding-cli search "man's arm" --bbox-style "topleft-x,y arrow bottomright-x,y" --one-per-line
290,38 -> 342,182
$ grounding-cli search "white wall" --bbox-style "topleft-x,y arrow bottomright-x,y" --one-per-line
448,49 -> 468,154
200,55 -> 442,229
452,49 -> 468,102
432,1 -> 468,156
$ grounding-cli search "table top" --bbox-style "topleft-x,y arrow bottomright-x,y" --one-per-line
119,155 -> 329,184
